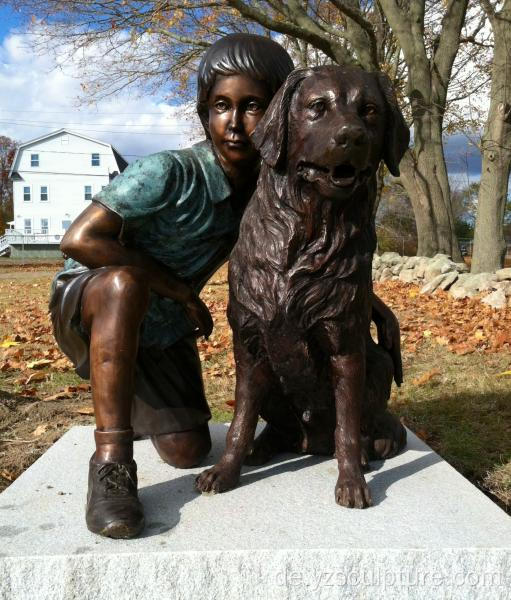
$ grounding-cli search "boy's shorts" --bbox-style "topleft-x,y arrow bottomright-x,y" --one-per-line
49,268 -> 211,436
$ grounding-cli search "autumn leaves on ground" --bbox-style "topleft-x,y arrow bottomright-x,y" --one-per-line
0,261 -> 510,513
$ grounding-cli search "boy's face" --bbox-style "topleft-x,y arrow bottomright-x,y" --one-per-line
207,74 -> 272,174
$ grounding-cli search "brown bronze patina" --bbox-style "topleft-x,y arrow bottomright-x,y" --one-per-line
196,66 -> 410,509
52,34 -> 405,539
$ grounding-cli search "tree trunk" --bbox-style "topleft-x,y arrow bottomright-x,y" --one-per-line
471,2 -> 511,274
399,143 -> 462,260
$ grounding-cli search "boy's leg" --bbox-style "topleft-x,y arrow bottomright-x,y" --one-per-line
151,423 -> 211,468
80,266 -> 150,538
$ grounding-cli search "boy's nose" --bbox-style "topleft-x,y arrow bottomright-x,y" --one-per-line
228,108 -> 243,131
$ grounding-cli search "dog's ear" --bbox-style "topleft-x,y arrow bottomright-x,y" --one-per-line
251,68 -> 312,172
376,72 -> 410,177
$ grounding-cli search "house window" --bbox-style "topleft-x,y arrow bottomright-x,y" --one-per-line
24,219 -> 32,234
23,186 -> 31,201
62,220 -> 72,231
91,153 -> 100,166
40,186 -> 48,202
84,185 -> 92,201
31,154 -> 39,167
41,218 -> 49,234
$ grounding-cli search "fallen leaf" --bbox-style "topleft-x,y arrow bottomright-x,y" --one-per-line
25,371 -> 47,385
496,370 -> 511,377
51,357 -> 72,371
26,359 -> 53,369
415,429 -> 430,441
435,336 -> 449,346
412,369 -> 441,386
32,424 -> 48,437
0,470 -> 15,482
0,338 -> 19,348
450,343 -> 475,356
74,406 -> 95,415
42,391 -> 74,402
423,330 -> 432,338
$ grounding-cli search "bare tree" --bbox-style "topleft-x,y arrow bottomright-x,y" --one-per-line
471,0 -> 511,273
12,0 -> 488,259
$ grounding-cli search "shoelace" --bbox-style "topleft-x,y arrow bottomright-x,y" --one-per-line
98,463 -> 136,496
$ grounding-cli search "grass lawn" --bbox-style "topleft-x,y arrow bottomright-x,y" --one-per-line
0,260 -> 509,513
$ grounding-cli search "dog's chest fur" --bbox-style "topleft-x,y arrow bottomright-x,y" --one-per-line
229,172 -> 374,334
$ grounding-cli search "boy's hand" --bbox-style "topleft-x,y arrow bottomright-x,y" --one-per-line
372,294 -> 403,386
184,293 -> 214,339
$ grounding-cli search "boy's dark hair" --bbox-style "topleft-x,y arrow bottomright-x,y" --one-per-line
197,33 -> 294,137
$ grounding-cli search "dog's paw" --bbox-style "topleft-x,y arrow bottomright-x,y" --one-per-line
335,474 -> 372,509
195,465 -> 240,494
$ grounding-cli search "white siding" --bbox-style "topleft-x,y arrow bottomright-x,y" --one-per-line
11,130 -> 123,239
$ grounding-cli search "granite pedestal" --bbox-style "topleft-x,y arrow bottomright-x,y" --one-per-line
1,424 -> 509,599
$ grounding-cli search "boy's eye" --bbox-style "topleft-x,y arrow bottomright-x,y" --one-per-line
214,100 -> 229,111
247,101 -> 262,113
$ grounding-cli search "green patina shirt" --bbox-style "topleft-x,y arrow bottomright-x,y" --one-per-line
53,140 -> 241,348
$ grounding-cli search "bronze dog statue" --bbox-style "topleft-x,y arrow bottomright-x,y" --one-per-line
196,66 -> 410,508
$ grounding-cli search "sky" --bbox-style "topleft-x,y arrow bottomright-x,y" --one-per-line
0,12 -> 202,162
0,10 -> 482,177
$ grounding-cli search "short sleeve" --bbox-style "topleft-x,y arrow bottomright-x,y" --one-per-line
93,151 -> 178,222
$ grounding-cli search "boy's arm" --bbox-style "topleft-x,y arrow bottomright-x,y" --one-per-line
371,292 -> 403,386
61,202 -> 213,338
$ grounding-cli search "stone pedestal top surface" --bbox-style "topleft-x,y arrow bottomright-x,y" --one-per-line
1,424 -> 509,599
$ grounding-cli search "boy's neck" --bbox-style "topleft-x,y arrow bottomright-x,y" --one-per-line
216,152 -> 260,195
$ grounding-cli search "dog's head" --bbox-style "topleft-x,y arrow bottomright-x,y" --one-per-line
252,65 -> 409,200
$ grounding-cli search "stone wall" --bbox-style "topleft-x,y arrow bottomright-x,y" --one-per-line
373,252 -> 511,309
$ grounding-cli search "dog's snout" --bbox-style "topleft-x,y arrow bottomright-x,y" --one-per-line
333,124 -> 367,149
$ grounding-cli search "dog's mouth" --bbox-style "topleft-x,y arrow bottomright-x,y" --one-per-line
331,163 -> 358,187
297,161 -> 370,189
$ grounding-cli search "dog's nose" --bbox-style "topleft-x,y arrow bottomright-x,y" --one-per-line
333,125 -> 367,148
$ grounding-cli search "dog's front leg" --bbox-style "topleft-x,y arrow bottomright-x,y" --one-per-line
331,351 -> 372,509
196,345 -> 271,494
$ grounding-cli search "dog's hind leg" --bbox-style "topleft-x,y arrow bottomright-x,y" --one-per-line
362,337 -> 406,462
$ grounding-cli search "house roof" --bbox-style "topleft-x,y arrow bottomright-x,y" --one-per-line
8,128 -> 128,178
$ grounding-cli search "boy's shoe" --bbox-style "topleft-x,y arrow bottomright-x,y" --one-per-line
86,456 -> 145,538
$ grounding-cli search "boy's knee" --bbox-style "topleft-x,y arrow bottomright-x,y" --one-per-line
151,425 -> 211,468
81,267 -> 150,330
86,266 -> 149,309
104,267 -> 148,299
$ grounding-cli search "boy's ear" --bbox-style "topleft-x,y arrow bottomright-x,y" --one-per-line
375,72 -> 410,177
251,68 -> 312,172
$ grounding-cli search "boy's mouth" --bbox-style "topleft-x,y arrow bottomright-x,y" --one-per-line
224,137 -> 249,148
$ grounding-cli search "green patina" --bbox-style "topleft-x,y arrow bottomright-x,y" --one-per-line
53,140 -> 241,348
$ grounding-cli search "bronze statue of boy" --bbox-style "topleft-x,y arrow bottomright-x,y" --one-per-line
50,34 -> 401,539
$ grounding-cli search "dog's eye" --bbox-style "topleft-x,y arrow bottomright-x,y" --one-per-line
308,100 -> 326,115
361,104 -> 378,118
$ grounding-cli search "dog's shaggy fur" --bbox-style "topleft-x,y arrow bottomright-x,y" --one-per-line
196,66 -> 410,508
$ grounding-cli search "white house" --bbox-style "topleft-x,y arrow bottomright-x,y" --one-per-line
1,128 -> 127,257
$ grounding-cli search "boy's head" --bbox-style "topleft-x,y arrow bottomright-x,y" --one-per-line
196,34 -> 294,145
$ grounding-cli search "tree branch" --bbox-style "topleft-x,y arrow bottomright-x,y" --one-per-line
226,0 -> 339,61
329,0 -> 379,69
